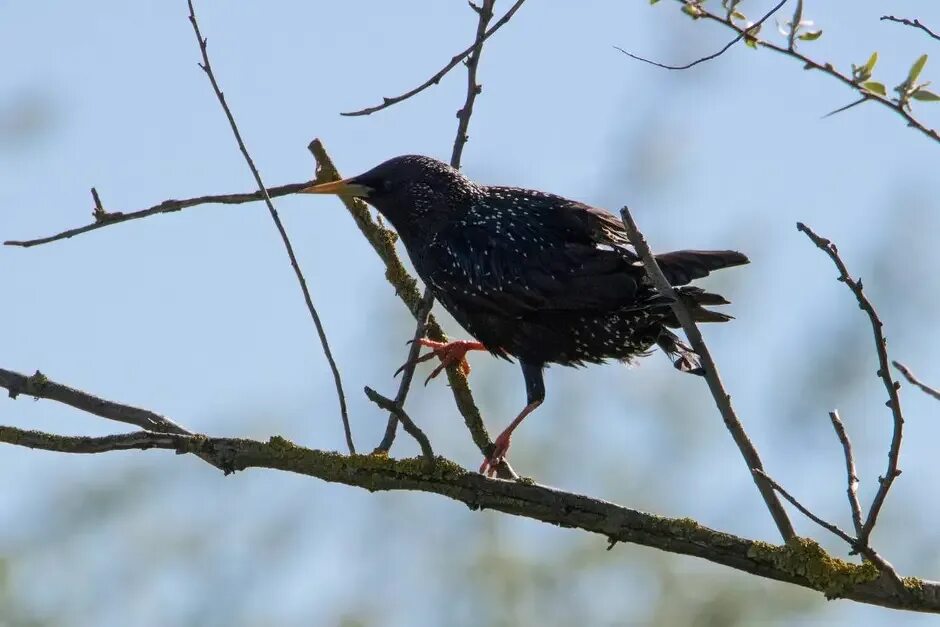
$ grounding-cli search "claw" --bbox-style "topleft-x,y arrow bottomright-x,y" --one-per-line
393,338 -> 484,383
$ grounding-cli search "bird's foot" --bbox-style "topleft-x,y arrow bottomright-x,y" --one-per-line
394,338 -> 485,385
479,432 -> 512,477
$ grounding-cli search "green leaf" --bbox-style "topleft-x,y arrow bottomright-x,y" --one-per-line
907,54 -> 928,85
650,0 -> 661,4
863,52 -> 879,75
731,10 -> 746,21
861,81 -> 887,96
681,3 -> 703,18
912,88 -> 940,102
743,22 -> 761,48
798,30 -> 823,41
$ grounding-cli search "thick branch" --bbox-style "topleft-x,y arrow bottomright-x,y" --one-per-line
620,207 -> 796,542
340,0 -> 528,117
797,223 -> 905,548
1,425 -> 936,612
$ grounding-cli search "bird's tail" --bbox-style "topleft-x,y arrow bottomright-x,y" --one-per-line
654,249 -> 749,286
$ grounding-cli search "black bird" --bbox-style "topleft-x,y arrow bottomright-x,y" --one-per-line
300,156 -> 748,475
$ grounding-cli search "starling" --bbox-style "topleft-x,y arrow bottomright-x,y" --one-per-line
300,156 -> 748,475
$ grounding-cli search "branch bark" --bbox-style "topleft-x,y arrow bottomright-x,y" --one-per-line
1,424 -> 937,612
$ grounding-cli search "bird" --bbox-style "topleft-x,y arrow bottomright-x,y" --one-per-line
299,155 -> 748,476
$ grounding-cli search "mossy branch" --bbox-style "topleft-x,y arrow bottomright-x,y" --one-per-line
0,423 -> 937,613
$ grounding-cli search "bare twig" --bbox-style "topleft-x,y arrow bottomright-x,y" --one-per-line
186,0 -> 353,454
797,223 -> 905,548
829,410 -> 864,537
0,367 -> 232,471
340,0 -> 528,117
620,207 -> 795,542
881,15 -> 940,43
364,386 -> 434,464
4,181 -> 315,248
752,469 -> 856,545
0,368 -> 190,435
0,424 -> 934,611
639,1 -> 940,146
893,361 -> 940,402
376,290 -> 435,453
451,0 -> 496,166
615,0 -> 787,71
754,469 -> 905,592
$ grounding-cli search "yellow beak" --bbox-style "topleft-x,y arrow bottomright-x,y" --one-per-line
297,178 -> 372,197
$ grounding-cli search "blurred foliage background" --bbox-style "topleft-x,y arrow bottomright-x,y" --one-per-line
2,1 -> 940,625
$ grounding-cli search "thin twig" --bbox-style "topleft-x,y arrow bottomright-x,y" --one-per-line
0,424 -> 931,610
620,207 -> 795,541
615,0 -> 787,71
0,367 -> 231,471
753,469 -> 905,592
186,0 -> 353,454
829,410 -> 864,537
0,368 -> 190,435
4,181 -> 315,248
451,0 -> 496,166
637,1 -> 940,146
376,290 -> 435,453
893,361 -> 940,402
797,222 -> 905,548
340,0 -> 528,117
881,15 -> 940,43
364,386 -> 434,464
752,469 -> 856,545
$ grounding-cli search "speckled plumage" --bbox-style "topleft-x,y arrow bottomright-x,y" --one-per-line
306,155 -> 749,472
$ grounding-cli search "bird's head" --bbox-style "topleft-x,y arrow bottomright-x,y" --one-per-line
298,155 -> 479,236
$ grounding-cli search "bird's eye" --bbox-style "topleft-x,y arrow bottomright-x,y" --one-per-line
380,179 -> 394,193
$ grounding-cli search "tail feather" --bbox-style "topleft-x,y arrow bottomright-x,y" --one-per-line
654,250 -> 749,286
661,288 -> 735,328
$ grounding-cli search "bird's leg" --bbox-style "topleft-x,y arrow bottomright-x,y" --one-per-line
394,338 -> 486,385
481,361 -> 545,477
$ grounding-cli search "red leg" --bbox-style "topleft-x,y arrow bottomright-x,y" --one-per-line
480,399 -> 543,477
395,338 -> 486,385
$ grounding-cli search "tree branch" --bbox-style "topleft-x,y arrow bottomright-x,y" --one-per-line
4,181 -> 315,248
893,361 -> 940,402
615,0 -> 787,70
186,0 -> 352,453
797,223 -> 905,548
754,469 -> 905,593
1,423 -> 936,612
340,0 -> 528,117
620,206 -> 796,542
828,410 -> 864,537
881,16 -> 940,43
632,1 -> 940,146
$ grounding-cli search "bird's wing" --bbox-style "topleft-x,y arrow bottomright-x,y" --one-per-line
425,198 -> 652,316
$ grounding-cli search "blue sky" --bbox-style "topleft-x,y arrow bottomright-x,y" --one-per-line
2,1 -> 940,625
